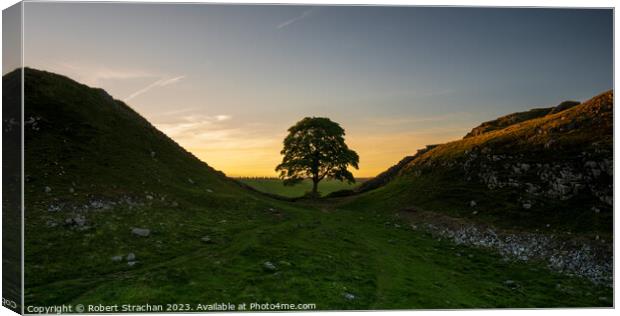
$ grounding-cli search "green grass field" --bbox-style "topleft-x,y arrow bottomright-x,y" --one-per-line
238,178 -> 362,198
26,192 -> 612,309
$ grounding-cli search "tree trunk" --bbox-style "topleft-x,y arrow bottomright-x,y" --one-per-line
312,178 -> 319,196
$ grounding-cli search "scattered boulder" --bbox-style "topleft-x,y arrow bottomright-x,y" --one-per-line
263,261 -> 277,272
44,186 -> 52,193
469,200 -> 477,207
126,253 -> 136,261
131,228 -> 150,237
65,216 -> 86,227
47,204 -> 61,212
201,236 -> 213,243
343,292 -> 356,300
111,255 -> 123,262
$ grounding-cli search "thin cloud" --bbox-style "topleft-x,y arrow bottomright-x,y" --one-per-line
155,114 -> 279,151
124,75 -> 186,102
215,115 -> 231,121
277,7 -> 317,29
54,62 -> 154,85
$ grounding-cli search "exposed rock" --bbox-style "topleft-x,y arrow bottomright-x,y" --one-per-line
44,186 -> 52,193
111,255 -> 123,262
201,236 -> 212,243
418,221 -> 612,286
343,292 -> 356,300
126,253 -> 136,261
48,204 -> 62,212
65,215 -> 86,227
469,200 -> 477,207
263,261 -> 277,271
131,228 -> 150,237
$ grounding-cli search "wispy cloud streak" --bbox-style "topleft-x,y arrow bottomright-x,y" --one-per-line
277,7 -> 317,29
124,75 -> 186,102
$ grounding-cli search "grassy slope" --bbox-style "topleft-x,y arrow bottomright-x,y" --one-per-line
18,68 -> 611,309
2,67 -> 23,309
238,178 -> 361,198
462,100 -> 579,138
344,91 -> 613,238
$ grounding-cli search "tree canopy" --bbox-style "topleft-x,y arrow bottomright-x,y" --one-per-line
276,117 -> 359,196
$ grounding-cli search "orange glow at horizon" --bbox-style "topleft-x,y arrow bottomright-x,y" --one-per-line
186,130 -> 466,178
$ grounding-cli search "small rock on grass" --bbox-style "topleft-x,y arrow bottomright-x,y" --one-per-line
263,261 -> 277,271
201,236 -> 213,243
131,228 -> 150,237
111,255 -> 123,262
343,292 -> 356,300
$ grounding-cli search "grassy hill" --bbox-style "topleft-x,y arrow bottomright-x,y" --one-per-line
463,101 -> 580,138
345,91 -> 613,237
13,68 -> 612,309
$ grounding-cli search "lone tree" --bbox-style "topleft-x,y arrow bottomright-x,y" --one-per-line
276,117 -> 359,197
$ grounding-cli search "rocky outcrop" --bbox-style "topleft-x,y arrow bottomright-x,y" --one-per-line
420,221 -> 612,286
401,209 -> 612,287
464,100 -> 580,139
458,146 -> 613,207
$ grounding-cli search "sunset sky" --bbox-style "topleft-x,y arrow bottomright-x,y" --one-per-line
18,3 -> 613,177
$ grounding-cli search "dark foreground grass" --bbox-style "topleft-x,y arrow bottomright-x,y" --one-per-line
25,188 -> 612,310
238,178 -> 361,198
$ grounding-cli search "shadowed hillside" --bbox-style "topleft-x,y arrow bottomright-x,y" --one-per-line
19,68 -> 239,201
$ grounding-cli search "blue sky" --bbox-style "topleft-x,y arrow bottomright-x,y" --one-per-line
21,3 -> 613,176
